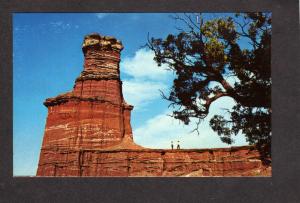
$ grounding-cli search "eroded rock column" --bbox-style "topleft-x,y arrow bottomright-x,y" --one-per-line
37,33 -> 137,176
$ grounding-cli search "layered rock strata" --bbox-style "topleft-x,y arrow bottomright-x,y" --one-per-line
37,33 -> 271,177
38,146 -> 270,177
37,33 -> 141,176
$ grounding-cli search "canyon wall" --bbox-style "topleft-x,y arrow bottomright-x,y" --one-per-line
38,146 -> 270,177
36,33 -> 271,177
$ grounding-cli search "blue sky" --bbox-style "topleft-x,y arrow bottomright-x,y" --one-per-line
13,13 -> 248,176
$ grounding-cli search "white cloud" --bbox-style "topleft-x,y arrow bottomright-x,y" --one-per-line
122,49 -> 171,81
50,21 -> 63,27
122,80 -> 167,110
50,21 -> 71,29
48,21 -> 77,33
14,25 -> 29,32
225,75 -> 240,87
95,13 -> 108,19
133,97 -> 248,149
120,48 -> 248,149
121,49 -> 172,110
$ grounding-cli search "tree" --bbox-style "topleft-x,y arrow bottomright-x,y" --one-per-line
147,13 -> 271,162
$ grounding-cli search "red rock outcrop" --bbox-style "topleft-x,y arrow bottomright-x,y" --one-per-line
38,146 -> 271,177
36,33 -> 271,177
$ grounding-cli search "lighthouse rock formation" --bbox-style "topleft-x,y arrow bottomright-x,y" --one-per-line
37,33 -> 271,177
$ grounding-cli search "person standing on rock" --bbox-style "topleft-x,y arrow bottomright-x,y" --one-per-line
171,141 -> 174,150
177,141 -> 180,150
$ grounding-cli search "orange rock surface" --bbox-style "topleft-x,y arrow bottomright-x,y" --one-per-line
36,33 -> 271,177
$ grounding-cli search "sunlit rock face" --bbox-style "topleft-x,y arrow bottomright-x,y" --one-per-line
38,146 -> 271,177
37,33 -> 140,176
36,33 -> 271,177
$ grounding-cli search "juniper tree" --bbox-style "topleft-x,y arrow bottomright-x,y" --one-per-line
147,13 -> 271,161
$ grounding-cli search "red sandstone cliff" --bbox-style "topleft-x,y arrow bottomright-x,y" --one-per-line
36,33 -> 271,177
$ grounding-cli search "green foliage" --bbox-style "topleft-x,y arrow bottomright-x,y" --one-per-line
147,13 -> 272,160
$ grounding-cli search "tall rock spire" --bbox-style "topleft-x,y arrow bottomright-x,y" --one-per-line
79,33 -> 123,81
37,33 -> 141,176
